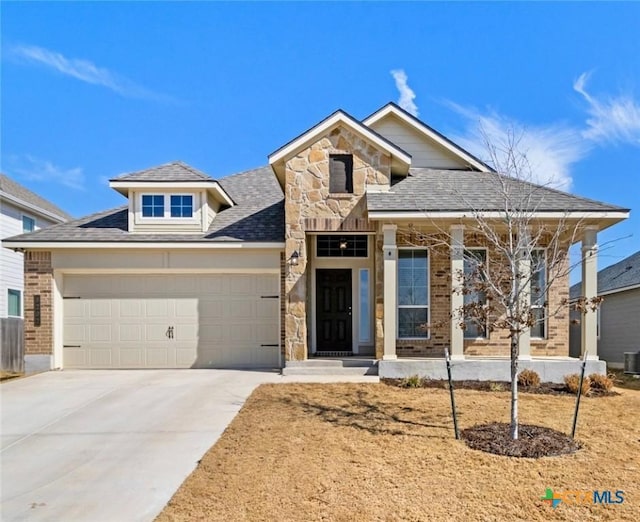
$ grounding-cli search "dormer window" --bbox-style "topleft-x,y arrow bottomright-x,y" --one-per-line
140,194 -> 194,219
170,195 -> 193,218
142,195 -> 164,217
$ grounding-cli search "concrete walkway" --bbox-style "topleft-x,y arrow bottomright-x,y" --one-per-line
0,370 -> 377,522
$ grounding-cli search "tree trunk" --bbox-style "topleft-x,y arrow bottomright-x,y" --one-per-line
510,333 -> 519,440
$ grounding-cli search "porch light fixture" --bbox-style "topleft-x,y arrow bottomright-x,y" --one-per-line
339,238 -> 348,250
289,250 -> 300,266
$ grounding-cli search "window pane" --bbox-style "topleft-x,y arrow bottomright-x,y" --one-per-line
398,250 -> 428,306
8,289 -> 21,316
464,249 -> 487,338
398,308 -> 428,338
22,216 -> 35,233
530,307 -> 545,338
316,235 -> 368,257
170,195 -> 193,218
142,195 -> 164,217
531,250 -> 546,306
359,269 -> 370,342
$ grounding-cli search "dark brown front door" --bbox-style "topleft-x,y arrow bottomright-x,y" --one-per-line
316,269 -> 352,352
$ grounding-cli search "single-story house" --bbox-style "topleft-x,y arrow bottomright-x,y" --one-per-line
2,103 -> 630,381
570,250 -> 640,369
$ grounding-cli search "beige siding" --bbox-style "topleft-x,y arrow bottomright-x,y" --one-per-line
128,189 -> 205,233
369,116 -> 471,169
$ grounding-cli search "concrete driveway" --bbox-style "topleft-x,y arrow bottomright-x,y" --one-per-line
0,369 -> 284,522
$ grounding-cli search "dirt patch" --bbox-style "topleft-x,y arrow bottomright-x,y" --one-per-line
157,384 -> 639,522
610,369 -> 640,391
0,371 -> 23,382
461,422 -> 581,458
381,377 -> 619,397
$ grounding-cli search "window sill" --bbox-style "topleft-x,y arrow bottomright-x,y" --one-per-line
327,193 -> 355,199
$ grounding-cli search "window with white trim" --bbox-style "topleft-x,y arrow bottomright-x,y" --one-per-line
464,248 -> 488,338
140,194 -> 194,219
22,215 -> 35,233
8,289 -> 21,317
530,249 -> 546,338
398,249 -> 429,339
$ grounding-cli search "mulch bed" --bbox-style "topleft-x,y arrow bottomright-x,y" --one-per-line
381,378 -> 618,397
461,422 -> 582,458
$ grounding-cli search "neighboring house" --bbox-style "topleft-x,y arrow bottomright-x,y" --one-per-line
2,103 -> 630,381
1,174 -> 72,371
1,174 -> 72,319
569,250 -> 640,369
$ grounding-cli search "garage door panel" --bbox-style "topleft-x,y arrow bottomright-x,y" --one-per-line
118,324 -> 142,342
89,348 -> 113,367
89,324 -> 112,342
63,274 -> 279,369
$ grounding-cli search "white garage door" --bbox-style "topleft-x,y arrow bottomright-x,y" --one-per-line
63,274 -> 280,369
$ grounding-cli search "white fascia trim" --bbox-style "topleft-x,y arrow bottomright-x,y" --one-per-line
2,241 -> 285,250
363,105 -> 491,172
0,191 -> 69,224
268,111 -> 412,167
367,210 -> 630,220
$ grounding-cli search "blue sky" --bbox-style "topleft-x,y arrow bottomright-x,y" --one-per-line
2,1 -> 639,275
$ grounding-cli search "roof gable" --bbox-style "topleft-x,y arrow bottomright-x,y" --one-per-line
363,103 -> 492,172
268,109 -> 412,186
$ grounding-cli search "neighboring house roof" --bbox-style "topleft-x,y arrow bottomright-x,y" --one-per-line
570,250 -> 640,299
0,173 -> 73,222
109,161 -> 214,182
367,169 -> 630,214
3,166 -> 284,244
362,102 -> 494,173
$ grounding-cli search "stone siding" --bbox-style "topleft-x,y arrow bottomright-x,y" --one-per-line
284,125 -> 391,360
23,251 -> 53,355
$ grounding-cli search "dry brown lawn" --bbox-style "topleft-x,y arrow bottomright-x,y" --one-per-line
158,384 -> 639,522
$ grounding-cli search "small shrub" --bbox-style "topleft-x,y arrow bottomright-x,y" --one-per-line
518,369 -> 541,388
589,373 -> 613,392
564,374 -> 591,395
489,382 -> 504,392
400,375 -> 423,388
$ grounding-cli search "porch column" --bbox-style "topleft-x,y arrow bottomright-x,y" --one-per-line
581,227 -> 599,359
382,224 -> 398,360
518,231 -> 532,360
450,225 -> 465,360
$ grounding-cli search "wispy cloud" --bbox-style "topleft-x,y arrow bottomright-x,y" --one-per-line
448,103 -> 587,191
390,69 -> 419,117
574,71 -> 640,146
9,155 -> 85,190
9,44 -> 174,102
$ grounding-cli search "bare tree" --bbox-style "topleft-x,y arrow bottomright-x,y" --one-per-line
404,129 -> 600,440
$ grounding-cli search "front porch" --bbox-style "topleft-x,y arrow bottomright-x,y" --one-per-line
378,356 -> 605,384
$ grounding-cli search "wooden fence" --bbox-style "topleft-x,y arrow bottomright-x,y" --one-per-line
1,318 -> 24,373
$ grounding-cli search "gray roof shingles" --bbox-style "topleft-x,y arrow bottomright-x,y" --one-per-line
0,174 -> 73,221
110,161 -> 215,182
4,165 -> 284,243
367,169 -> 629,213
570,250 -> 640,299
